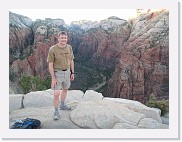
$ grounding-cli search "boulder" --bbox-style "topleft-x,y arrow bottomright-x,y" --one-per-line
82,90 -> 104,101
9,94 -> 24,113
138,118 -> 168,129
23,91 -> 53,108
113,123 -> 140,129
104,97 -> 162,123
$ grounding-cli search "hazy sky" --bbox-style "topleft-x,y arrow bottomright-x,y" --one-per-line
9,9 -> 137,24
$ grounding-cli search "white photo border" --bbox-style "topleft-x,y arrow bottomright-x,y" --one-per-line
0,0 -> 179,140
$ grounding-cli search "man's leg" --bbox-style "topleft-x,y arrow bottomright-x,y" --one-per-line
54,90 -> 60,108
53,90 -> 61,120
60,89 -> 71,110
60,70 -> 71,110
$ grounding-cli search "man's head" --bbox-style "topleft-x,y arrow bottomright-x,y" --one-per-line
57,31 -> 68,46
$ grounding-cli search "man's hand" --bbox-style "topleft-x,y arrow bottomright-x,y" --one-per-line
52,77 -> 57,88
70,74 -> 74,81
49,62 -> 57,88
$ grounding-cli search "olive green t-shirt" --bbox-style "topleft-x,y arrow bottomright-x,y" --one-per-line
47,44 -> 74,70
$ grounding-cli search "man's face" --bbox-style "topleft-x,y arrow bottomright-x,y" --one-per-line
58,34 -> 67,45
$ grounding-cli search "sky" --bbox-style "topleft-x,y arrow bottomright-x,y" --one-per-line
9,9 -> 137,25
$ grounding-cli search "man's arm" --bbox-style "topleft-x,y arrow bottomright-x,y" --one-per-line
49,62 -> 57,87
70,60 -> 74,81
49,62 -> 55,78
70,60 -> 74,73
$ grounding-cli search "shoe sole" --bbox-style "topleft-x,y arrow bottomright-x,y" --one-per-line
53,115 -> 60,120
60,108 -> 71,110
60,105 -> 71,110
53,117 -> 60,120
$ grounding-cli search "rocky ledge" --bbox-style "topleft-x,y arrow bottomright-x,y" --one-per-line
9,90 -> 168,129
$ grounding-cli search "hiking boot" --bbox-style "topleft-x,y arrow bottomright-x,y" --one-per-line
53,111 -> 60,120
60,105 -> 71,110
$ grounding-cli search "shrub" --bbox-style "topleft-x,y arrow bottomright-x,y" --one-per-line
31,76 -> 47,91
20,75 -> 31,93
43,76 -> 51,89
20,75 -> 50,93
146,94 -> 169,116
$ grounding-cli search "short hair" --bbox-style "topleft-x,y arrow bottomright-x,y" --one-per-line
58,31 -> 68,36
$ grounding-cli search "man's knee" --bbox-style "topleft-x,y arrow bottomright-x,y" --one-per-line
62,89 -> 68,94
54,90 -> 60,98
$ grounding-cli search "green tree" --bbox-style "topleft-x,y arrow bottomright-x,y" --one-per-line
43,76 -> 52,89
20,74 -> 53,94
20,75 -> 31,93
146,94 -> 169,116
31,76 -> 46,91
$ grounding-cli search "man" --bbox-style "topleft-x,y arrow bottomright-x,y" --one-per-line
47,31 -> 74,120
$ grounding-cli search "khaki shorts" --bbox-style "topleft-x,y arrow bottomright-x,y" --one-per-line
51,68 -> 71,90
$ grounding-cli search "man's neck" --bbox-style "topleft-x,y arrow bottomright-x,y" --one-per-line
57,43 -> 67,48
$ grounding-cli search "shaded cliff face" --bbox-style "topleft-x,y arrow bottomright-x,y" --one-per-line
73,17 -> 130,69
9,12 -> 34,64
77,21 -> 131,69
105,9 -> 169,102
9,9 -> 169,103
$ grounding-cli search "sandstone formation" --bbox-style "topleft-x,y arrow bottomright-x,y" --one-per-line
105,9 -> 169,102
9,12 -> 33,64
9,9 -> 169,103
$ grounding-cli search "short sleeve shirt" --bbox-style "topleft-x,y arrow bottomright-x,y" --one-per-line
47,44 -> 74,70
